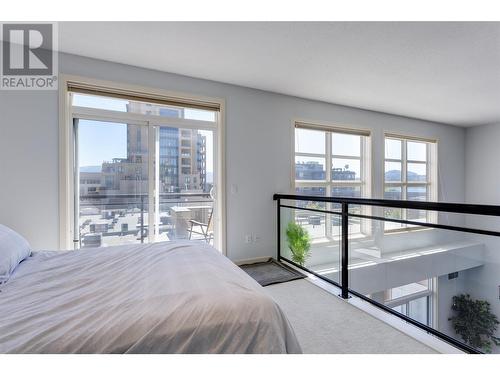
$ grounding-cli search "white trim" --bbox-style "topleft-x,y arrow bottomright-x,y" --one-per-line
384,289 -> 433,309
325,131 -> 332,237
331,154 -> 364,160
295,181 -> 364,187
384,181 -> 431,185
148,126 -> 159,243
72,118 -> 79,249
290,119 -> 296,192
71,106 -> 217,131
59,74 -> 226,254
295,152 -> 326,158
59,80 -> 73,250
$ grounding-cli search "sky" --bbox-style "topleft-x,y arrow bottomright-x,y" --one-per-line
295,128 -> 426,161
295,128 -> 363,176
74,94 -> 215,173
295,128 -> 427,176
294,129 -> 428,181
295,128 -> 361,156
78,119 -> 127,168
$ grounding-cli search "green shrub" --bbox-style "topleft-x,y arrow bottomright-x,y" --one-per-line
449,294 -> 500,352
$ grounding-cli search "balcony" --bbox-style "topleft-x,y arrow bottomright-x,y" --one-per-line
274,194 -> 500,354
79,193 -> 213,248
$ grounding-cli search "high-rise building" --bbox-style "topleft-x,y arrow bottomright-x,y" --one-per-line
125,102 -> 207,193
79,102 -> 208,200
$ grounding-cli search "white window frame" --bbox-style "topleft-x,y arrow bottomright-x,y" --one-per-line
383,277 -> 437,328
292,120 -> 372,239
59,74 -> 226,253
383,133 -> 438,233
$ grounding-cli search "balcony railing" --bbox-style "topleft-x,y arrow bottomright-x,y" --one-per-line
274,193 -> 500,354
79,192 -> 213,248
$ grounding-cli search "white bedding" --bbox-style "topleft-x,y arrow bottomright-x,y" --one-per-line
0,241 -> 301,354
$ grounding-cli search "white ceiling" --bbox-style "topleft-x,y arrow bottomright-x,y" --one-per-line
58,22 -> 500,127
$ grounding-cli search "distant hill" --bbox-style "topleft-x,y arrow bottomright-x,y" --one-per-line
80,165 -> 102,173
385,170 -> 401,181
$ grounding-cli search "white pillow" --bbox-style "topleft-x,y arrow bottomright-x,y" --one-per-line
0,224 -> 32,284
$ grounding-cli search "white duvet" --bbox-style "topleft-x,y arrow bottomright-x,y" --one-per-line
0,241 -> 301,354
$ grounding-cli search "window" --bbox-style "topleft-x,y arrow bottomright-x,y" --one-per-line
66,83 -> 223,251
383,279 -> 435,326
72,92 -> 215,122
384,134 -> 437,231
294,122 -> 371,239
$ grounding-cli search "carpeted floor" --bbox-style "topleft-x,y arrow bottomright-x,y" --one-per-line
265,279 -> 437,354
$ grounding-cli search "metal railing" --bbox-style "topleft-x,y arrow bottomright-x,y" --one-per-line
274,193 -> 500,354
79,192 -> 212,245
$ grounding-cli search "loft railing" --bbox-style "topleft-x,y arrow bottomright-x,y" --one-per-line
274,193 -> 500,354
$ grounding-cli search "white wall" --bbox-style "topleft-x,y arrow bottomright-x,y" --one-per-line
0,52 -> 466,261
437,272 -> 466,337
0,90 -> 59,249
464,123 -> 500,352
465,123 -> 500,205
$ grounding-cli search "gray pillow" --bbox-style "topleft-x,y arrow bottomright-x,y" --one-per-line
0,224 -> 32,284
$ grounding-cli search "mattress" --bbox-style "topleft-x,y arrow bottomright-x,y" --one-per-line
0,241 -> 301,354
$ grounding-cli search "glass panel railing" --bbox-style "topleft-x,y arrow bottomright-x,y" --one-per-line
279,201 -> 342,286
349,214 -> 500,353
79,194 -> 150,248
275,194 -> 500,353
158,194 -> 213,243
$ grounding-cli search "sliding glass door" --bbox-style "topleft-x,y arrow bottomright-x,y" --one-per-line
157,126 -> 215,243
77,119 -> 153,248
72,92 -> 220,250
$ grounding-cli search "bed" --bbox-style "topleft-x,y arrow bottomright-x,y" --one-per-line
0,240 -> 301,354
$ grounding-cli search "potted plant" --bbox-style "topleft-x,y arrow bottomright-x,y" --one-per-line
449,294 -> 500,353
285,221 -> 311,266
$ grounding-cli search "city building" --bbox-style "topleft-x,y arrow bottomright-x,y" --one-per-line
79,102 -> 208,197
79,171 -> 102,195
126,102 -> 208,194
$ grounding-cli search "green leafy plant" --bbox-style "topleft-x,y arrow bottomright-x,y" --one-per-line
448,294 -> 500,353
285,221 -> 311,266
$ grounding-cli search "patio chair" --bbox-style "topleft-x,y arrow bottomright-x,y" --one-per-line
187,209 -> 214,243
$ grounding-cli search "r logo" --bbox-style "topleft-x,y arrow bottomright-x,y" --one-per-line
2,23 -> 53,76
